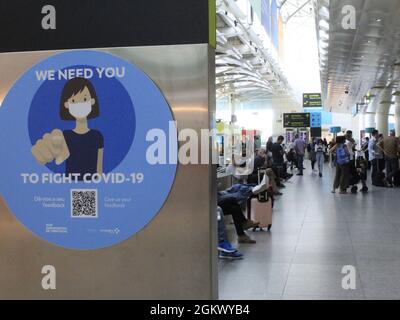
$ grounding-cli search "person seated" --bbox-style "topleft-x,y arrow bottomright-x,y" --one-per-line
217,193 -> 258,244
265,151 -> 286,189
217,206 -> 244,260
271,136 -> 293,181
247,149 -> 267,184
247,149 -> 282,196
225,154 -> 254,184
286,148 -> 298,170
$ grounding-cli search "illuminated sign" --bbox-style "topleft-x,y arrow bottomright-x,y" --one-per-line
303,93 -> 322,108
283,113 -> 310,128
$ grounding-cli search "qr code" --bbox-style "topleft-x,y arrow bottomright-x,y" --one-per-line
71,189 -> 98,218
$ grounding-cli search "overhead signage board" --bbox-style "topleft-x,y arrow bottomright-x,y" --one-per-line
0,50 -> 177,250
0,0 -> 214,52
303,93 -> 322,108
330,126 -> 342,134
310,127 -> 322,138
310,112 -> 322,128
283,113 -> 311,128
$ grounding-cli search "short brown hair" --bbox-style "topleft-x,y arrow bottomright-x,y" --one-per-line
60,77 -> 100,121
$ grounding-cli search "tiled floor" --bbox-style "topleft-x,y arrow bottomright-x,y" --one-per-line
218,162 -> 400,300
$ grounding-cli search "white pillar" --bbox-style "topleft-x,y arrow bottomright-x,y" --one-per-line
376,88 -> 392,136
229,94 -> 237,123
364,87 -> 381,130
395,95 -> 400,137
364,113 -> 376,129
358,113 -> 365,136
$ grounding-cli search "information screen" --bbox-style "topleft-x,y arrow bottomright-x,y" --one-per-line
283,113 -> 311,128
303,93 -> 322,108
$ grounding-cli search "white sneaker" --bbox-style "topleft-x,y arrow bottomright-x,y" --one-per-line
252,175 -> 269,195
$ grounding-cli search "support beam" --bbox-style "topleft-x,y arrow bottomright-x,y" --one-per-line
285,0 -> 312,23
278,0 -> 289,9
364,113 -> 376,129
376,88 -> 393,136
395,95 -> 400,136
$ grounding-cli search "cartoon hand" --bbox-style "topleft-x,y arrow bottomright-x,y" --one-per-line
31,129 -> 70,165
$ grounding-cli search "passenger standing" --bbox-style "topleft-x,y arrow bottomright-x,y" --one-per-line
377,130 -> 400,187
315,139 -> 326,178
378,134 -> 386,175
368,130 -> 384,186
294,134 -> 307,176
361,137 -> 370,169
345,130 -> 356,162
271,136 -> 285,167
271,136 -> 292,180
345,130 -> 357,186
308,138 -> 317,171
331,136 -> 350,194
323,138 -> 329,162
266,137 -> 274,155
328,140 -> 336,164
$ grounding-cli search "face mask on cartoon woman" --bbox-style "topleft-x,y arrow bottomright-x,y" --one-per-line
68,101 -> 92,119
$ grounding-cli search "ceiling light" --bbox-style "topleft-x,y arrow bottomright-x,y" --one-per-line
319,19 -> 330,30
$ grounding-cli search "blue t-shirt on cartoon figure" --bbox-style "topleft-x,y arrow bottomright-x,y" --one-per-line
63,129 -> 104,179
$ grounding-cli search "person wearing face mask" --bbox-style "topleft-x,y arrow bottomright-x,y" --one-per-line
31,77 -> 104,180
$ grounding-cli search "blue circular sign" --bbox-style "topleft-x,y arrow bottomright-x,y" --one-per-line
0,50 -> 177,250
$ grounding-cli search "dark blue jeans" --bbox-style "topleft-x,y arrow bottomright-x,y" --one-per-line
297,154 -> 304,174
218,218 -> 226,244
386,157 -> 399,183
218,195 -> 246,236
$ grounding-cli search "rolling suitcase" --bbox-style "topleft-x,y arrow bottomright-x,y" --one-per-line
248,169 -> 273,231
250,197 -> 272,231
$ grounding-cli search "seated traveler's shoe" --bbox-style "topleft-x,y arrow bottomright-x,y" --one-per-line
360,186 -> 369,193
274,191 -> 283,196
252,174 -> 269,195
339,190 -> 348,194
319,173 -> 323,178
252,183 -> 267,196
238,234 -> 256,244
218,240 -> 237,253
219,251 -> 244,260
285,174 -> 293,181
383,179 -> 393,188
242,220 -> 260,230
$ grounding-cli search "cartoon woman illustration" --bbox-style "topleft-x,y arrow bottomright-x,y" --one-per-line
31,77 -> 104,180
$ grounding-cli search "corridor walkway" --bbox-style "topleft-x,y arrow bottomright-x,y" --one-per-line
219,163 -> 400,300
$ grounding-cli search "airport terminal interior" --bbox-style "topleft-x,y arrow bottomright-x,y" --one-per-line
2,0 -> 400,301
215,0 -> 400,300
